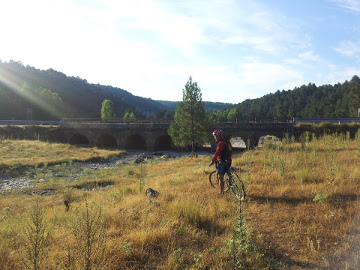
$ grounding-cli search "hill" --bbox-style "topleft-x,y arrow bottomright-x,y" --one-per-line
0,60 -> 230,120
216,76 -> 360,120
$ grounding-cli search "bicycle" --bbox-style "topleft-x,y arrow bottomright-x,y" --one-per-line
209,161 -> 246,200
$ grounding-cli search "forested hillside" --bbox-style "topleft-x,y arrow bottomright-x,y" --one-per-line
0,61 -> 170,120
1,60 -> 359,121
214,75 -> 360,120
0,61 -> 230,120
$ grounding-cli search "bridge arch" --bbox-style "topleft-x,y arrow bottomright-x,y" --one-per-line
154,134 -> 173,151
60,121 -> 293,151
258,135 -> 281,147
229,136 -> 246,150
69,133 -> 89,145
96,134 -> 118,148
124,134 -> 147,150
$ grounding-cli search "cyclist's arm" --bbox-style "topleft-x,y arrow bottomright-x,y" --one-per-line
212,141 -> 226,163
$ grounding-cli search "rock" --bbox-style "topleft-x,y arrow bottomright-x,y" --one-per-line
134,153 -> 148,164
145,188 -> 159,198
23,189 -> 56,196
117,208 -> 128,214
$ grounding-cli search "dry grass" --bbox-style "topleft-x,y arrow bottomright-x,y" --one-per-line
0,139 -> 123,170
0,135 -> 359,269
241,133 -> 360,269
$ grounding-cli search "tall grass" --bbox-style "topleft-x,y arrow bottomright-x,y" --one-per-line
0,136 -> 359,269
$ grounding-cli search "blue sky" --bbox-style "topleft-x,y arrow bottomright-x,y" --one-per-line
1,0 -> 360,103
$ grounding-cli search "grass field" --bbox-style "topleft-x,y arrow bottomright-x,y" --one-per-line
0,133 -> 359,269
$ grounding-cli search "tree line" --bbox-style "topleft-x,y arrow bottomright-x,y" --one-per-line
1,60 -> 359,123
214,76 -> 360,121
0,61 -> 229,121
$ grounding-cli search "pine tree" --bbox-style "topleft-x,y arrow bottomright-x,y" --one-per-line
168,76 -> 210,156
348,75 -> 360,117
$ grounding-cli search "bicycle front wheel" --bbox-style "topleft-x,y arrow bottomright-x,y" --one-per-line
209,170 -> 218,188
209,171 -> 230,192
228,173 -> 246,200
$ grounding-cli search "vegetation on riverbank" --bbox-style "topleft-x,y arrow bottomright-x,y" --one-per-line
0,140 -> 123,172
0,132 -> 359,269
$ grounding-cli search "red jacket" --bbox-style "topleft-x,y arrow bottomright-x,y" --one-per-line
212,137 -> 231,163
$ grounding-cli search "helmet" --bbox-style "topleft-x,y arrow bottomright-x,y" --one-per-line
212,129 -> 223,137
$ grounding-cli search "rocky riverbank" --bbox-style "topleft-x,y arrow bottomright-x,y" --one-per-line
0,151 -> 211,191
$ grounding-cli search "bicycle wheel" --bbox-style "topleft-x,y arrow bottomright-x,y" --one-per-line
227,173 -> 246,200
209,171 -> 230,192
209,170 -> 218,188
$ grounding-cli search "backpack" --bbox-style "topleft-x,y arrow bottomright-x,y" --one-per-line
227,140 -> 233,159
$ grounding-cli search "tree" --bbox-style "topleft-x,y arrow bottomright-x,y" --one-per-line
348,75 -> 360,116
123,112 -> 136,121
39,88 -> 64,119
227,107 -> 239,121
100,99 -> 116,119
168,76 -> 210,156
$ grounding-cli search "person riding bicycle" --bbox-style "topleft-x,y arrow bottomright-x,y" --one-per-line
209,129 -> 232,194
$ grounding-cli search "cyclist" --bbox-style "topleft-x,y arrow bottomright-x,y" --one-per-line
209,129 -> 232,194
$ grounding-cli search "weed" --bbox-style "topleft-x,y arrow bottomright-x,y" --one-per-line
119,240 -> 132,255
19,201 -> 49,270
63,188 -> 74,212
174,248 -> 184,269
313,192 -> 329,203
139,160 -> 146,192
294,168 -> 309,185
70,200 -> 107,270
222,203 -> 268,269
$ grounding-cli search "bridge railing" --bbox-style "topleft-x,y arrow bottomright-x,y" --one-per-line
0,120 -> 61,125
61,117 -> 294,125
293,117 -> 360,124
214,117 -> 293,123
61,118 -> 174,124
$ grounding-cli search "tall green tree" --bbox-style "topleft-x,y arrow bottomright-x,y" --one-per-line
348,75 -> 360,116
100,99 -> 116,119
123,112 -> 136,121
168,76 -> 210,155
39,88 -> 64,119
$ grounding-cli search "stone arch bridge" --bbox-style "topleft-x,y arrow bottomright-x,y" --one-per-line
60,120 -> 293,151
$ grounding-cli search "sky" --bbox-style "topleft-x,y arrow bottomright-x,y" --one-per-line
1,0 -> 360,104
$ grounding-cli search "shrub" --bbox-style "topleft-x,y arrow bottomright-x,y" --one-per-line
313,192 -> 329,203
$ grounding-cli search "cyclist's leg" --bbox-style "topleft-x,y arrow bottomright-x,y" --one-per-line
217,161 -> 228,194
218,175 -> 225,194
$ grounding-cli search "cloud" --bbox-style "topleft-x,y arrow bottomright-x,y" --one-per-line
330,0 -> 360,12
333,40 -> 360,57
298,51 -> 323,62
2,0 -> 355,104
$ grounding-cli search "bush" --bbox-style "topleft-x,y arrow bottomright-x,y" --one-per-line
313,192 -> 329,203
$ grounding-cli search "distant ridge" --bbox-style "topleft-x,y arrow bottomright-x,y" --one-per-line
0,60 -> 231,120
